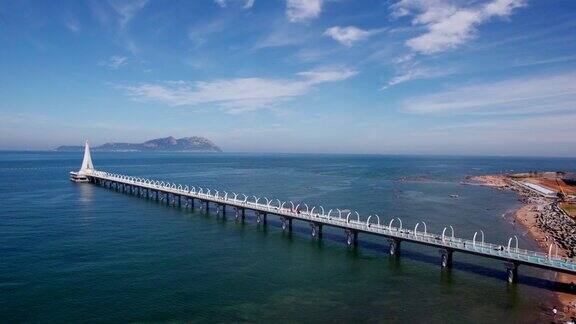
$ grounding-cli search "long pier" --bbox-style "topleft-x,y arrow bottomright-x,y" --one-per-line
79,168 -> 576,283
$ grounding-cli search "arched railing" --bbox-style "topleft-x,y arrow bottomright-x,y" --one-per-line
346,211 -> 360,223
414,221 -> 427,236
507,235 -> 519,253
473,230 -> 484,249
389,217 -> 402,231
442,225 -> 455,243
366,214 -> 380,227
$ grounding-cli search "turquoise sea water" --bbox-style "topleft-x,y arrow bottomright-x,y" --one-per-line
1,152 -> 575,323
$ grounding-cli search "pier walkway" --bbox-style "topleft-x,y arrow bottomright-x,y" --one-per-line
72,142 -> 576,283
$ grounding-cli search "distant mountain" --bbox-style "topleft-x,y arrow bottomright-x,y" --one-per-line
56,136 -> 222,152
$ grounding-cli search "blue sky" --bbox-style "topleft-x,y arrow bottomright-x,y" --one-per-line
1,0 -> 575,156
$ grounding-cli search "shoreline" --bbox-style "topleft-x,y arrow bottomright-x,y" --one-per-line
467,175 -> 576,321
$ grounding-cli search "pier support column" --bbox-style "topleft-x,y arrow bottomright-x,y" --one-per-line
167,193 -> 171,206
389,239 -> 401,257
256,212 -> 267,225
440,249 -> 453,269
178,195 -> 181,207
146,188 -> 149,199
204,200 -> 209,213
505,262 -> 519,284
155,191 -> 159,202
222,205 -> 226,216
281,217 -> 291,232
256,212 -> 263,224
241,208 -> 246,220
346,230 -> 359,247
190,198 -> 195,209
311,223 -> 323,239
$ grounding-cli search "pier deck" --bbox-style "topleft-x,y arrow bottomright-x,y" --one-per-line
82,169 -> 576,281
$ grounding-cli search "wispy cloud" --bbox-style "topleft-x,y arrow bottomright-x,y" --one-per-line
286,0 -> 322,22
108,0 -> 149,29
253,23 -> 313,49
214,0 -> 254,9
381,66 -> 452,90
392,0 -> 526,54
323,26 -> 379,47
401,72 -> 576,115
188,17 -> 229,48
64,15 -> 81,34
99,55 -> 128,70
120,67 -> 356,112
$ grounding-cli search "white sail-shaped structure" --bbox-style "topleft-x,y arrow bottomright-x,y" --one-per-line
70,140 -> 93,182
79,140 -> 94,174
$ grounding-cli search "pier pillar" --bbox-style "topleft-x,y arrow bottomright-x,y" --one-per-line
167,193 -> 171,205
256,212 -> 267,225
222,205 -> 226,216
311,223 -> 323,239
259,213 -> 268,225
440,249 -> 453,268
178,195 -> 181,207
505,262 -> 519,284
205,200 -> 209,212
190,198 -> 195,209
155,191 -> 159,202
146,188 -> 149,199
241,208 -> 245,220
346,230 -> 359,247
281,217 -> 291,232
389,239 -> 401,257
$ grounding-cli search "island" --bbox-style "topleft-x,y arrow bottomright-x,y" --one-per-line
55,136 -> 222,153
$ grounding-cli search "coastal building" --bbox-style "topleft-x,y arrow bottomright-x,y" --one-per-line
516,181 -> 557,199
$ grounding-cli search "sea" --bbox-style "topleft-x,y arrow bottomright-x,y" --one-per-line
1,151 -> 575,323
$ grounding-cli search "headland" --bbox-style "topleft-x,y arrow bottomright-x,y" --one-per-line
466,172 -> 576,320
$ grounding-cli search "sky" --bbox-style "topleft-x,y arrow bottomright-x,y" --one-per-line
0,0 -> 575,156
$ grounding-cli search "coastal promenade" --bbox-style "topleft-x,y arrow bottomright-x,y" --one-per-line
72,143 -> 576,283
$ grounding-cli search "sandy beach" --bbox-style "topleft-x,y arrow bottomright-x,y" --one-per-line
468,175 -> 576,321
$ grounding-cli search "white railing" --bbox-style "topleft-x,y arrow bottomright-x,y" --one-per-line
87,169 -> 576,272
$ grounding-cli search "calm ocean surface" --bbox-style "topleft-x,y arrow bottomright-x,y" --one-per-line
1,151 -> 575,323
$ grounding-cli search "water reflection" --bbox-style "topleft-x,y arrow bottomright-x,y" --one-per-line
78,183 -> 94,204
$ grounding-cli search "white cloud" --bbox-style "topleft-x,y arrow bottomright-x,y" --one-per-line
392,0 -> 526,54
401,72 -> 576,115
382,67 -> 435,90
64,15 -> 81,34
287,0 -> 322,22
99,55 -> 128,70
120,67 -> 356,112
253,24 -> 313,49
214,0 -> 254,9
296,68 -> 357,83
108,0 -> 149,29
323,26 -> 375,46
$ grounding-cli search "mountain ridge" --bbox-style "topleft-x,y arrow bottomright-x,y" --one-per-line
55,136 -> 222,152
